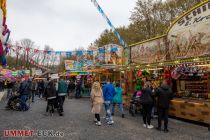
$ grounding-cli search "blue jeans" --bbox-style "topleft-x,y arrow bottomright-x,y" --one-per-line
104,101 -> 113,122
20,95 -> 29,111
112,103 -> 124,114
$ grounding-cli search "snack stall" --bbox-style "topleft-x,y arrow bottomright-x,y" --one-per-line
120,58 -> 210,129
168,63 -> 210,129
87,65 -> 121,87
126,0 -> 210,130
116,66 -> 164,107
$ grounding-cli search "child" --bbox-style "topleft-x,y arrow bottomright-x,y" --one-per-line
132,86 -> 142,99
90,82 -> 104,126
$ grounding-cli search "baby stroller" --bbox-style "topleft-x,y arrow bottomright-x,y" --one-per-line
5,94 -> 21,111
129,91 -> 143,117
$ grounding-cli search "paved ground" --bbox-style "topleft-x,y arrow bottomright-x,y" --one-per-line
0,91 -> 210,140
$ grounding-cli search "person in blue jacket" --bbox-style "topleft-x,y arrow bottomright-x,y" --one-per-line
103,79 -> 116,125
111,83 -> 125,118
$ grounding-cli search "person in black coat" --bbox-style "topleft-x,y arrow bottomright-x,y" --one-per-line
45,80 -> 57,115
19,79 -> 30,111
67,80 -> 75,99
31,79 -> 37,102
38,80 -> 44,98
141,82 -> 154,129
155,80 -> 173,133
27,79 -> 33,103
75,81 -> 82,99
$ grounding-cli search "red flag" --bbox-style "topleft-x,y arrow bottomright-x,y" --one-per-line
2,17 -> 6,26
34,49 -> 39,53
26,48 -> 31,52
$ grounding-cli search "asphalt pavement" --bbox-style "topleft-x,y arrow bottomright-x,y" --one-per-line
0,93 -> 210,140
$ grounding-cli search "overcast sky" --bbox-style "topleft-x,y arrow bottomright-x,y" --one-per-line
7,0 -> 136,51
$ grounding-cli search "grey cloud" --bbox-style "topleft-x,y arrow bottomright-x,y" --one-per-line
7,0 -> 136,50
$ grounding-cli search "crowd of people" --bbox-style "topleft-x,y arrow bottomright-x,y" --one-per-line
90,79 -> 173,133
4,77 -> 80,116
4,78 -> 51,111
2,76 -> 173,133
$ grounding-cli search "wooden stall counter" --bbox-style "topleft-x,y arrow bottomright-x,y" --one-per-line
169,98 -> 210,130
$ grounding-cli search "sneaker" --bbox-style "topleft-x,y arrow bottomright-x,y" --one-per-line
143,124 -> 147,128
147,125 -> 154,129
96,121 -> 101,126
122,114 -> 125,118
107,120 -> 114,125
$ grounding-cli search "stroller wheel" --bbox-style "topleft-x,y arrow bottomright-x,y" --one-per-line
12,99 -> 21,111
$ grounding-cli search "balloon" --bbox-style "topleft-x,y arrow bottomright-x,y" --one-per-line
136,79 -> 142,84
142,70 -> 149,76
136,85 -> 142,91
136,70 -> 142,77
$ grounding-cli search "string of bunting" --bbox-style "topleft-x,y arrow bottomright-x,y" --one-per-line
91,0 -> 127,49
7,44 -> 121,57
29,58 -> 50,71
6,43 -> 122,69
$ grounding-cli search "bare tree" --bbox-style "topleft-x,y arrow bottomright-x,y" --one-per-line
42,45 -> 51,65
20,39 -> 35,68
